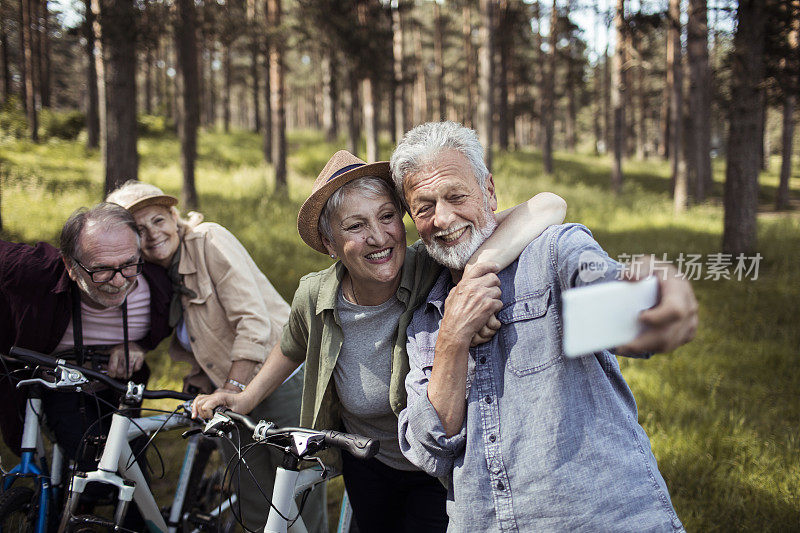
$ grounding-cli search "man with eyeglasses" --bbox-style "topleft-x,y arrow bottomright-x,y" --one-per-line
0,202 -> 171,465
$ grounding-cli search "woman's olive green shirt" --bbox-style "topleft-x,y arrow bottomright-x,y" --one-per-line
280,241 -> 441,438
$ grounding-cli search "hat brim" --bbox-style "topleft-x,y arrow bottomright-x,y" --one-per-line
123,195 -> 179,213
297,161 -> 393,254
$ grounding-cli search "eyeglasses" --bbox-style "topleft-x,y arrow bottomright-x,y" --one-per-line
73,258 -> 144,283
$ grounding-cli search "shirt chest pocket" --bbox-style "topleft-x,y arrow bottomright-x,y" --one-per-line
497,286 -> 560,377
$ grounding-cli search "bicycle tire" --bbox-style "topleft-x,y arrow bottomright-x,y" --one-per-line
0,486 -> 37,533
177,438 -> 236,533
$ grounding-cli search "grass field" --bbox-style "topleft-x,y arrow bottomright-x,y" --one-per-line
1,130 -> 799,531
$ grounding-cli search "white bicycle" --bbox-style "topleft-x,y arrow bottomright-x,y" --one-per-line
8,347 -> 236,533
200,407 -> 379,533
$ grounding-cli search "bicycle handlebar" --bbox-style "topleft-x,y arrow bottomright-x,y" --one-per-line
212,408 -> 380,461
8,346 -> 193,402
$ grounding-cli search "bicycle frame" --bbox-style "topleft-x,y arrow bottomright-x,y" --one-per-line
264,464 -> 329,533
60,408 -> 190,533
2,391 -> 66,533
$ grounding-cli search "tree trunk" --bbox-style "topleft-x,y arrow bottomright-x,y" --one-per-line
263,27 -> 272,163
611,0 -> 625,193
363,75 -> 378,162
392,1 -> 405,142
669,0 -> 688,212
603,44 -> 611,152
38,0 -> 50,108
723,0 -> 767,255
542,0 -> 557,174
144,46 -> 153,114
477,0 -> 494,171
759,91 -> 768,170
776,94 -> 795,210
322,49 -> 339,142
497,2 -> 510,151
462,5 -> 475,129
267,0 -> 286,193
346,67 -> 360,155
222,42 -> 231,133
21,0 -> 38,141
98,0 -> 138,194
564,2 -> 576,152
248,0 -> 260,133
175,0 -> 199,210
688,0 -> 712,202
433,1 -> 445,120
0,5 -> 10,103
412,23 -> 427,125
633,32 -> 646,159
83,0 -> 99,149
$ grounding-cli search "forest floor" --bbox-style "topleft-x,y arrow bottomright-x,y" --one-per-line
1,130 -> 799,531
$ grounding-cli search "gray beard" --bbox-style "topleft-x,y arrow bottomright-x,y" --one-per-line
426,215 -> 498,271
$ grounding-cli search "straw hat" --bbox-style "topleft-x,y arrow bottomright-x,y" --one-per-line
106,181 -> 178,213
297,150 -> 392,254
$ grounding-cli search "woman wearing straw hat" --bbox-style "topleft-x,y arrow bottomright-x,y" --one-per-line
105,181 -> 326,532
192,150 -> 567,531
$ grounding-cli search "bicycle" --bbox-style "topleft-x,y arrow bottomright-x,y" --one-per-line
6,346 -> 236,533
199,407 -> 379,533
0,348 -> 111,533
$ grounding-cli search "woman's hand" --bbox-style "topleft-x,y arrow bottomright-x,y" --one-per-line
107,342 -> 145,379
192,388 -> 254,420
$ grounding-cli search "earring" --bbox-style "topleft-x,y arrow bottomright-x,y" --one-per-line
330,254 -> 336,259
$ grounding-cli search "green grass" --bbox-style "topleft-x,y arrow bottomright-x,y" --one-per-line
1,131 -> 799,531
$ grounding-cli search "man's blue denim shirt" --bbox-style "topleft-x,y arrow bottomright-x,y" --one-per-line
398,224 -> 684,532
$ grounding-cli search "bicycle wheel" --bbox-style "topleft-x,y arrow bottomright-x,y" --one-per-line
177,438 -> 236,533
0,486 -> 37,533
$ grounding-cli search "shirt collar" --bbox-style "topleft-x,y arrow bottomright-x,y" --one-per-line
424,268 -> 454,316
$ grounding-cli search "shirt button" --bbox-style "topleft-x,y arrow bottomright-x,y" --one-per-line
496,481 -> 505,490
489,434 -> 496,442
207,362 -> 213,368
479,356 -> 487,364
484,396 -> 493,404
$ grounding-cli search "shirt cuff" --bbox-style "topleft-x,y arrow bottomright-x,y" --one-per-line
230,338 -> 268,363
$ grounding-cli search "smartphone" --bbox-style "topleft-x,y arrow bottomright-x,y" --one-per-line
562,276 -> 659,358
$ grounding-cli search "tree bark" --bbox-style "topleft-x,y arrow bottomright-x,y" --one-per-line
267,0 -> 286,193
412,23 -> 427,125
462,4 -> 475,129
611,0 -> 625,193
687,0 -> 712,202
433,1 -> 445,120
98,0 -> 138,194
347,66 -> 360,155
83,0 -> 99,149
776,94 -> 795,210
175,0 -> 199,210
0,3 -> 9,103
541,0 -> 557,173
248,0 -> 260,133
669,0 -> 688,212
477,0 -> 494,171
21,0 -> 38,141
322,49 -> 338,142
263,24 -> 272,163
392,1 -> 405,141
38,0 -> 49,108
363,75 -> 378,162
222,42 -> 231,133
723,0 -> 767,255
497,1 -> 510,151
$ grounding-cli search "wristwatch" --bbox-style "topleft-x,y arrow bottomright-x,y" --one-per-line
226,378 -> 246,392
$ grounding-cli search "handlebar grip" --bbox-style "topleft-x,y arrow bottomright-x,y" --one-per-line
8,347 -> 58,368
321,430 -> 380,461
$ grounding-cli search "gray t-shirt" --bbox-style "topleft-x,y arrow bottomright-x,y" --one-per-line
334,289 -> 416,470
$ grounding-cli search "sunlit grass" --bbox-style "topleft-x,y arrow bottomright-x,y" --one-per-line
1,130 -> 798,531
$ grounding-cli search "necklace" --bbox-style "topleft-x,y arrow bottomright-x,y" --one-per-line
348,275 -> 361,305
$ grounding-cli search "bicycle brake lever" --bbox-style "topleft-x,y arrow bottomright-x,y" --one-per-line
16,366 -> 88,390
182,428 -> 202,439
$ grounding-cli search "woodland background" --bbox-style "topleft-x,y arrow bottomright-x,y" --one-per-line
0,0 -> 799,531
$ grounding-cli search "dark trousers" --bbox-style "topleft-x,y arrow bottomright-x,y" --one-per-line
341,450 -> 448,533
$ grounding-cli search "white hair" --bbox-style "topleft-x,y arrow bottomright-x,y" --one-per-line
390,121 -> 490,204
